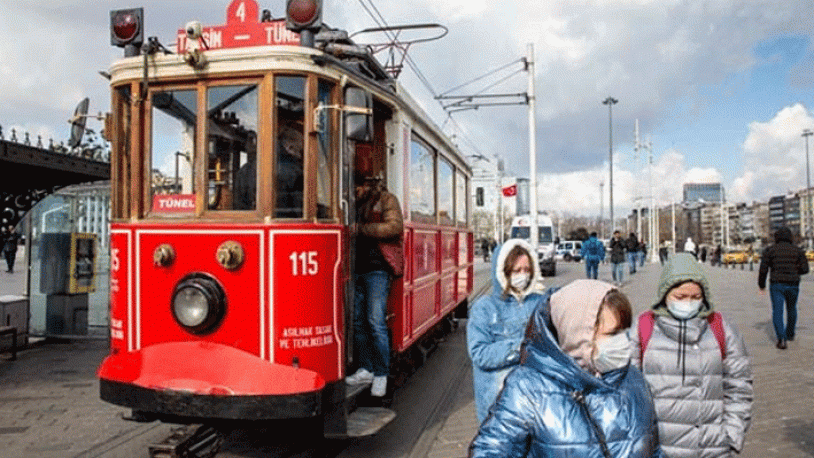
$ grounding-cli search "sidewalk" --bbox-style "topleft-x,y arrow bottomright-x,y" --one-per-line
427,260 -> 814,457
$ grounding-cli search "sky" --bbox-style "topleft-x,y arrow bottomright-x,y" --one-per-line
2,0 -> 814,218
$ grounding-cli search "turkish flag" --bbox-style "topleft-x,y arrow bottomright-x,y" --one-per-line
502,184 -> 517,197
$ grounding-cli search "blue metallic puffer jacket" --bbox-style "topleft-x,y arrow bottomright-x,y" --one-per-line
469,296 -> 662,458
467,239 -> 551,423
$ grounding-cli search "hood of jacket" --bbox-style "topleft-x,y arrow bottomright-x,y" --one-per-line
548,279 -> 616,369
491,239 -> 541,300
653,252 -> 715,318
521,280 -> 625,391
774,226 -> 793,243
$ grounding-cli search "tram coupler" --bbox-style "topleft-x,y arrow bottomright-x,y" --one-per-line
149,424 -> 223,458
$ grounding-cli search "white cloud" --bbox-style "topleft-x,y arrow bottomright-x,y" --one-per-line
735,103 -> 814,201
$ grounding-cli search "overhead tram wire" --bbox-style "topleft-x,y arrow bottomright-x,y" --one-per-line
437,59 -> 524,98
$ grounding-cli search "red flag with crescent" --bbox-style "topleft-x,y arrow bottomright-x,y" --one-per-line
502,184 -> 517,197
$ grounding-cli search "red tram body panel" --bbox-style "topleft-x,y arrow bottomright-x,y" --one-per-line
97,0 -> 474,432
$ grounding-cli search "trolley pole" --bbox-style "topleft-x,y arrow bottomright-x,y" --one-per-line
527,43 -> 538,253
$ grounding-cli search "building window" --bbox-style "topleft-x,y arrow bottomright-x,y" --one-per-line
476,187 -> 484,207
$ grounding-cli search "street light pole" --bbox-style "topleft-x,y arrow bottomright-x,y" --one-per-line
603,96 -> 618,232
527,43 -> 539,253
803,129 -> 813,250
600,180 -> 604,239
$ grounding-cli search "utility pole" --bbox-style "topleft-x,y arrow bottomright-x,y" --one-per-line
603,97 -> 618,232
527,43 -> 538,252
803,129 -> 813,250
600,180 -> 604,239
634,120 -> 641,240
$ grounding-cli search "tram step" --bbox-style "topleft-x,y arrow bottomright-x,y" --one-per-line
345,407 -> 396,437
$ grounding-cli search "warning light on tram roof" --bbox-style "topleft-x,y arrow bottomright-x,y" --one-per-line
110,8 -> 144,51
285,0 -> 322,32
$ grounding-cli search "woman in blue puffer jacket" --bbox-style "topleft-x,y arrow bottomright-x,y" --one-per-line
467,239 -> 555,423
469,279 -> 662,458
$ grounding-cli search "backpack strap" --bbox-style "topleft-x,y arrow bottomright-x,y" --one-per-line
639,310 -> 727,361
637,311 -> 655,361
707,312 -> 727,360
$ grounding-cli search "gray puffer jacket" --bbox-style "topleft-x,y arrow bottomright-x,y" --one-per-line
631,253 -> 752,458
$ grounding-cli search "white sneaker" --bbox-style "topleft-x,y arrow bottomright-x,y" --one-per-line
346,368 -> 374,385
371,375 -> 387,397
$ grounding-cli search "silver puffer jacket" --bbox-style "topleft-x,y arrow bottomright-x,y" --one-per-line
632,253 -> 753,458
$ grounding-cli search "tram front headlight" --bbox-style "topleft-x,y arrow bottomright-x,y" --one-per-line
171,273 -> 226,335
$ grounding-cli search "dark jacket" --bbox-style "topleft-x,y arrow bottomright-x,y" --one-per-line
625,234 -> 639,252
357,189 -> 404,276
610,236 -> 626,263
2,231 -> 19,253
758,227 -> 809,288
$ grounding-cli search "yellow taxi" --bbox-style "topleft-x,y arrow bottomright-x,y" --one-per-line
722,250 -> 748,265
806,251 -> 814,262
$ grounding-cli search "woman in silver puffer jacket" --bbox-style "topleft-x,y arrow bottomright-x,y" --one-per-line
632,253 -> 753,457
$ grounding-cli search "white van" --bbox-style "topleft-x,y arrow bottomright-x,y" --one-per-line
556,240 -> 582,262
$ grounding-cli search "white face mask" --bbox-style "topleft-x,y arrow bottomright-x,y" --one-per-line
592,331 -> 633,374
667,299 -> 703,320
510,272 -> 531,290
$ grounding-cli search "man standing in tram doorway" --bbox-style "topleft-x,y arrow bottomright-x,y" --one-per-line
346,172 -> 404,398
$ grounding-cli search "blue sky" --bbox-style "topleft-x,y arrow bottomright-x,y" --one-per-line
1,1 -> 813,217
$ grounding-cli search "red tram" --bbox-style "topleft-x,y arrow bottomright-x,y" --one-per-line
97,0 -> 474,436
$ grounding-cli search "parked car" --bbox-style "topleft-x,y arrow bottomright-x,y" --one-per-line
555,240 -> 582,262
722,250 -> 748,265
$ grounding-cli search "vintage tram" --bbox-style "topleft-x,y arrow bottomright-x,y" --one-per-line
96,0 -> 474,437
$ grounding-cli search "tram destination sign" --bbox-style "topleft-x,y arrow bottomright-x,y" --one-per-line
176,0 -> 300,53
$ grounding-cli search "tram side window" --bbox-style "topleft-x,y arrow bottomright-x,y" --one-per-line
316,80 -> 334,219
456,170 -> 468,226
410,138 -> 436,224
438,157 -> 454,226
275,76 -> 306,218
151,89 -> 197,208
207,84 -> 258,211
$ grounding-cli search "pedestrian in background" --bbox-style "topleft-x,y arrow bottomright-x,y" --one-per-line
580,232 -> 605,279
3,225 -> 19,273
758,226 -> 809,349
639,239 -> 647,267
626,232 -> 639,274
683,237 -> 697,259
345,173 -> 404,398
700,246 -> 708,263
632,252 -> 752,457
469,280 -> 662,457
467,239 -> 553,423
659,242 -> 669,265
609,230 -> 626,285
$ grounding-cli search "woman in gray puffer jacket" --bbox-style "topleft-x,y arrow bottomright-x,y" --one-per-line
632,253 -> 753,457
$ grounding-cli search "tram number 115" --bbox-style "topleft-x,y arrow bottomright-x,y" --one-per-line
290,251 -> 319,276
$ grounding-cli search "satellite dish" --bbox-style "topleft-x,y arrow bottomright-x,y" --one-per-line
68,97 -> 90,148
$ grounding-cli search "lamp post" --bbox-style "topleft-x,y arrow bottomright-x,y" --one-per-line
600,180 -> 604,239
803,129 -> 813,250
603,96 -> 618,232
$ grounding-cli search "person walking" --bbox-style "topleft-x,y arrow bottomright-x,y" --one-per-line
3,225 -> 20,273
658,242 -> 669,265
683,237 -> 697,259
345,173 -> 404,397
466,239 -> 553,423
469,280 -> 662,457
580,232 -> 605,279
609,230 -> 626,285
632,252 -> 753,457
626,233 -> 639,274
639,240 -> 647,267
481,238 -> 490,262
758,226 -> 809,349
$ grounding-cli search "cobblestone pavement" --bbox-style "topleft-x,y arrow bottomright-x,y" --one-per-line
427,259 -> 814,458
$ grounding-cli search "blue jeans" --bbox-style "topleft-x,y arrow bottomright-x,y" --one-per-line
611,262 -> 624,283
627,252 -> 638,273
585,260 -> 599,279
354,271 -> 392,376
769,282 -> 799,341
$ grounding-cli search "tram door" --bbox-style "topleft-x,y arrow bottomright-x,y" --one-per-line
342,86 -> 373,370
